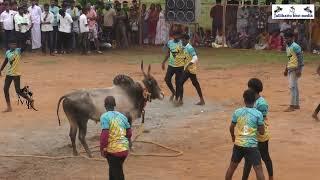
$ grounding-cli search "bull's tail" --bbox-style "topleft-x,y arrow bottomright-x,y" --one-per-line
57,95 -> 67,126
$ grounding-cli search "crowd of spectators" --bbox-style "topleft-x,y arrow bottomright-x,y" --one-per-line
208,0 -> 320,54
0,0 -> 319,54
0,0 -> 175,55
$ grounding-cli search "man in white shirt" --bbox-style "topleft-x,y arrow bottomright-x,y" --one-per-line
57,8 -> 73,54
0,2 -> 17,49
41,3 -> 54,55
28,0 -> 42,49
66,0 -> 80,51
79,7 -> 89,54
14,6 -> 30,50
49,0 -> 60,53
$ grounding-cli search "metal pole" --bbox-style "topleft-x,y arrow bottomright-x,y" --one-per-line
223,0 -> 227,46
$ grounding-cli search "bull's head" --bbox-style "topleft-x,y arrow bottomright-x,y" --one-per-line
141,61 -> 164,100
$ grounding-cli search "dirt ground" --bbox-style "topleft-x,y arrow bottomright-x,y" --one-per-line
0,48 -> 320,180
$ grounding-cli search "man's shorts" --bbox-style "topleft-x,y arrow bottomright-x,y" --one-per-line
231,145 -> 261,166
88,26 -> 98,40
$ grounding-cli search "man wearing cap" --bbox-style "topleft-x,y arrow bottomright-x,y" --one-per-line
283,30 -> 304,112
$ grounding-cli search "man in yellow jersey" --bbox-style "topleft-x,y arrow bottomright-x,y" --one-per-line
0,40 -> 35,112
283,31 -> 304,112
176,34 -> 205,106
225,89 -> 265,180
161,31 -> 185,102
242,78 -> 273,180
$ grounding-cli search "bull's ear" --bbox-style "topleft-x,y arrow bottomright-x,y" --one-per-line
148,65 -> 151,76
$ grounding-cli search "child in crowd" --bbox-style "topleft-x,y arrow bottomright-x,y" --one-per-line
268,30 -> 282,51
255,31 -> 269,50
212,30 -> 227,48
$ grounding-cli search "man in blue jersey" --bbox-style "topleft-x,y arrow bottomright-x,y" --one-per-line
283,30 -> 304,112
176,34 -> 205,106
225,89 -> 265,180
161,31 -> 185,103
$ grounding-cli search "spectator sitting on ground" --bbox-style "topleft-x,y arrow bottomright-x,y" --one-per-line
198,27 -> 205,45
268,29 -> 282,51
238,31 -> 249,49
192,32 -> 200,47
204,29 -> 213,47
191,27 -> 205,47
226,28 -> 249,49
254,31 -> 269,50
212,30 -> 227,48
227,28 -> 240,48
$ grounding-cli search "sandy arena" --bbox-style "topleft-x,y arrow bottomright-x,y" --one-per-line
0,48 -> 319,180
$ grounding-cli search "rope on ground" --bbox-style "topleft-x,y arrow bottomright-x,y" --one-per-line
0,122 -> 183,161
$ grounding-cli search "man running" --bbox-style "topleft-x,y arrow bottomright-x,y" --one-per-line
0,40 -> 35,112
162,31 -> 184,102
283,30 -> 304,112
242,78 -> 273,180
176,34 -> 205,106
225,89 -> 265,180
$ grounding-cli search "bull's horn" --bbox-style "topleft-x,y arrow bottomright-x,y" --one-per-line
141,60 -> 147,77
148,64 -> 151,76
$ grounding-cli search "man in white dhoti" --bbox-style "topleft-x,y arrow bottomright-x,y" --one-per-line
28,0 -> 42,49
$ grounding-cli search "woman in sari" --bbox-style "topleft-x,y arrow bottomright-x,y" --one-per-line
147,3 -> 159,45
141,4 -> 148,44
155,4 -> 169,45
